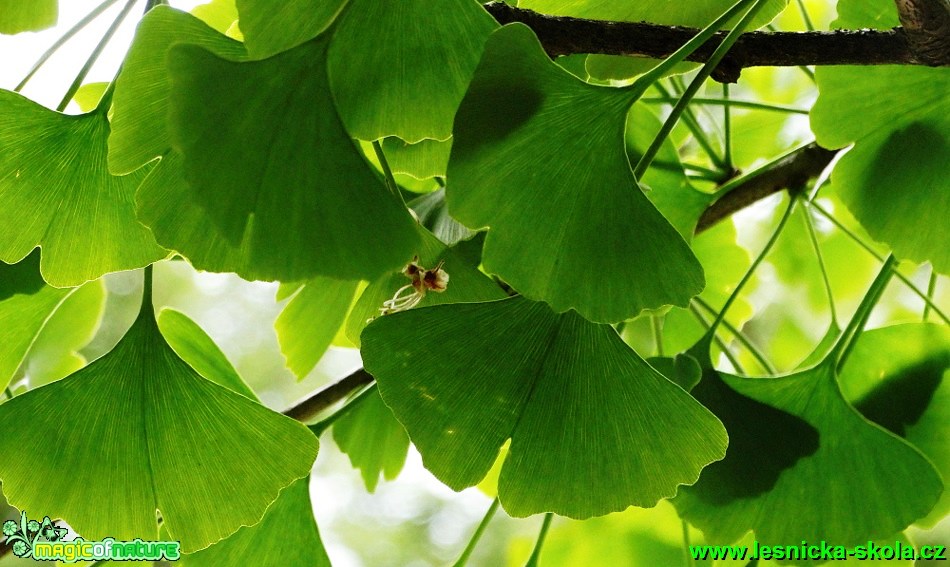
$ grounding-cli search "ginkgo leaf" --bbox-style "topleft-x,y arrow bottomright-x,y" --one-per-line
446,24 -> 704,323
158,308 -> 256,400
276,277 -> 360,379
361,297 -> 727,518
674,334 -> 943,545
327,0 -> 498,142
22,280 -> 105,388
0,251 -> 70,390
109,6 -> 246,175
0,289 -> 319,552
409,189 -> 476,247
0,0 -> 56,34
519,0 -> 788,80
235,0 -> 347,58
345,224 -> 505,346
625,103 -> 711,240
0,91 -> 166,286
380,138 -> 451,180
166,36 -> 420,281
810,0 -> 950,274
190,0 -> 239,35
333,390 -> 410,492
178,476 -> 330,566
838,324 -> 950,527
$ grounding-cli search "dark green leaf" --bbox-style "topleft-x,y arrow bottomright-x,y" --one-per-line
447,24 -> 704,323
362,297 -> 727,518
166,37 -> 420,281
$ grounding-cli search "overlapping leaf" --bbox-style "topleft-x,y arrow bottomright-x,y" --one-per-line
839,324 -> 950,527
108,6 -> 247,175
326,0 -> 498,142
333,391 -> 410,492
178,476 -> 330,566
362,297 -> 728,518
409,189 -> 476,247
0,251 -> 70,391
674,334 -> 943,545
151,311 -> 331,565
0,91 -> 166,286
165,36 -> 419,281
0,292 -> 319,552
235,0 -> 347,58
811,0 -> 950,273
447,24 -> 704,323
276,277 -> 360,379
0,0 -> 56,34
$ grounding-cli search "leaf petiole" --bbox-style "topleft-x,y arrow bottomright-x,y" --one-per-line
453,498 -> 500,567
524,513 -> 554,567
56,0 -> 139,112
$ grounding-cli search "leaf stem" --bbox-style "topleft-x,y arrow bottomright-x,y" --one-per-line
710,195 -> 798,333
924,269 -> 937,322
372,140 -> 408,208
14,0 -> 125,92
453,498 -> 501,567
690,304 -> 746,374
807,200 -> 950,325
56,0 -> 139,112
800,205 -> 838,326
641,97 -> 810,115
833,255 -> 896,371
4,387 -> 14,400
654,83 -> 726,172
524,513 -> 554,567
694,297 -> 775,374
141,264 -> 154,318
722,83 -> 733,170
795,0 -> 816,31
633,0 -> 772,180
651,315 -> 665,357
308,383 -> 377,435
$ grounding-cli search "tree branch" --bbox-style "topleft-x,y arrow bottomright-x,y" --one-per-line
695,143 -> 838,234
483,2 -> 949,82
893,0 -> 950,65
283,368 -> 374,423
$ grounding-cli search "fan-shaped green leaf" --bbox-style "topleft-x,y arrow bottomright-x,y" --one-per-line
674,335 -> 942,545
333,390 -> 410,492
178,476 -> 330,566
447,24 -> 704,323
235,0 -> 347,58
109,6 -> 246,175
0,251 -> 70,390
276,277 -> 360,379
0,91 -> 166,286
839,324 -> 950,527
361,297 -> 727,518
0,0 -> 56,34
345,224 -> 505,346
0,295 -> 319,552
810,0 -> 950,273
158,308 -> 255,400
166,37 -> 420,281
327,0 -> 497,142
